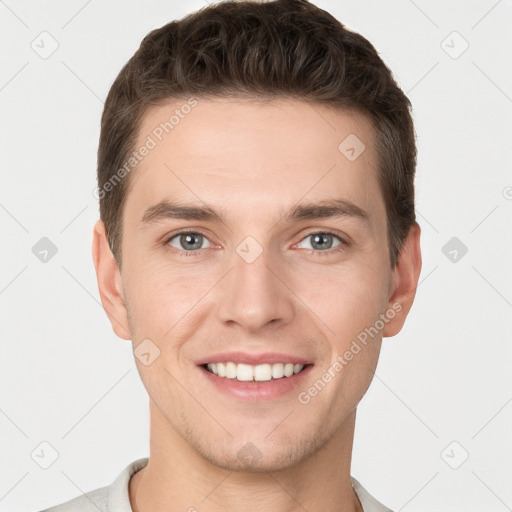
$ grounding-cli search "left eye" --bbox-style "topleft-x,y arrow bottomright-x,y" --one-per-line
297,232 -> 342,251
168,232 -> 211,251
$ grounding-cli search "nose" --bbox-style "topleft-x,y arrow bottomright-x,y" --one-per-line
216,243 -> 295,332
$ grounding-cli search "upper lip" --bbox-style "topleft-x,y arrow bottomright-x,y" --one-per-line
196,351 -> 311,366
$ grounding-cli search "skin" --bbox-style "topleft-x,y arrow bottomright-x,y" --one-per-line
92,97 -> 421,512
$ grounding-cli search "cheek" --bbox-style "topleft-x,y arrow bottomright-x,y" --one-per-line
122,263 -> 173,334
314,269 -> 387,407
123,259 -> 216,340
297,260 -> 389,341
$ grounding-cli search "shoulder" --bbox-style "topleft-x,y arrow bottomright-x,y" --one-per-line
351,476 -> 394,512
39,485 -> 109,512
38,458 -> 149,512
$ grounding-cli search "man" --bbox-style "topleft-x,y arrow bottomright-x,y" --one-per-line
43,0 -> 421,510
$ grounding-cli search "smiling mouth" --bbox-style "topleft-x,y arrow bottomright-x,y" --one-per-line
202,362 -> 310,382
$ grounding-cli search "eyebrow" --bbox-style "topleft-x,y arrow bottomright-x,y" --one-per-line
140,198 -> 370,226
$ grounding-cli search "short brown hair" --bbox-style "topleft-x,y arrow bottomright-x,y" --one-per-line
97,0 -> 416,268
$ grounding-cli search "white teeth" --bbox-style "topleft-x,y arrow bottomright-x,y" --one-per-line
272,363 -> 284,379
205,362 -> 305,381
225,362 -> 237,379
284,363 -> 294,377
254,364 -> 272,381
206,363 -> 218,375
237,363 -> 254,381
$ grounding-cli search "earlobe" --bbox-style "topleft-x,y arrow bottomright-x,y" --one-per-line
382,222 -> 422,338
91,219 -> 131,340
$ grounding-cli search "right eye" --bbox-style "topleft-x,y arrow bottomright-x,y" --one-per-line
166,231 -> 212,252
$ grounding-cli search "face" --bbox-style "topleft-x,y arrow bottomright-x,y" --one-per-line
95,96 -> 419,472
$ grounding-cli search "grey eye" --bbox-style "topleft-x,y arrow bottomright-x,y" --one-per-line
299,233 -> 341,251
168,232 -> 211,251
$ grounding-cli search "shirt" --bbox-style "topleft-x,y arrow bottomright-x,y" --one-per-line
40,458 -> 393,512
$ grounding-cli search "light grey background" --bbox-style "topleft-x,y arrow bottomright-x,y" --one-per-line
1,1 -> 511,511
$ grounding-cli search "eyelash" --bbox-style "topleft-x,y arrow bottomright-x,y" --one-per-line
163,229 -> 349,257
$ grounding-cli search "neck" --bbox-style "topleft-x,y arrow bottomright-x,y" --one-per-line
130,402 -> 363,512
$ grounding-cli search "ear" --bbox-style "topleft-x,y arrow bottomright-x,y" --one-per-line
91,219 -> 131,340
383,222 -> 422,337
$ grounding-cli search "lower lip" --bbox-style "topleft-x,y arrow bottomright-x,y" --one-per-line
199,365 -> 313,401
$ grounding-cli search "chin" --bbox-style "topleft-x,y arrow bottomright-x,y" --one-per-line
190,430 -> 323,473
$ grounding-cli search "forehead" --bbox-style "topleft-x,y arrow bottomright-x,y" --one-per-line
124,96 -> 384,225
